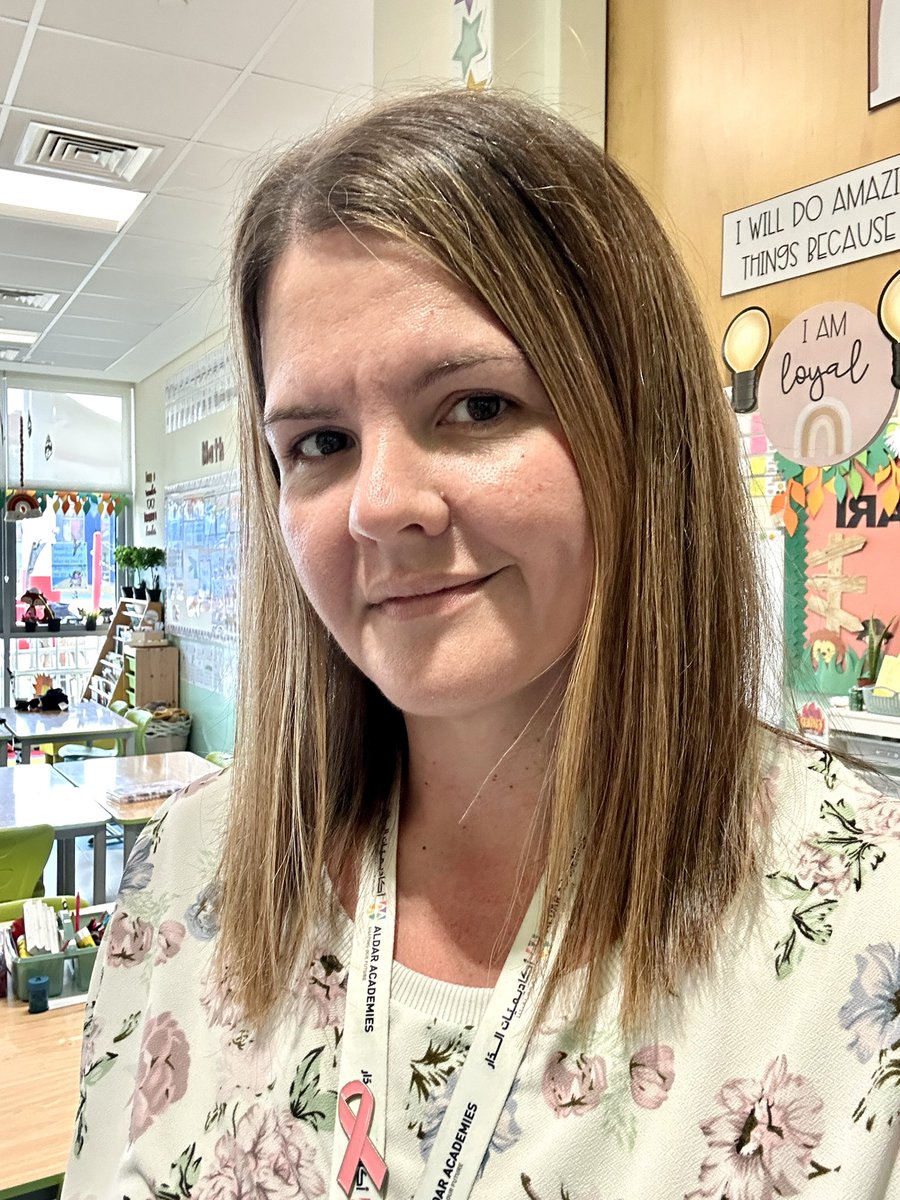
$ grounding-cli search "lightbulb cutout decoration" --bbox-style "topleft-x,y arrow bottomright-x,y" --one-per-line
722,307 -> 771,413
877,268 -> 900,391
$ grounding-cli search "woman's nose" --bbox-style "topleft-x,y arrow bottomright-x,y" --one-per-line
348,432 -> 450,543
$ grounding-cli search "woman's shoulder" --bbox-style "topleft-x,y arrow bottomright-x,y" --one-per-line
760,731 -> 900,972
763,729 -> 900,854
116,766 -> 230,908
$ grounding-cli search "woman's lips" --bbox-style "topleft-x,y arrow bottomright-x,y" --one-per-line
374,573 -> 496,620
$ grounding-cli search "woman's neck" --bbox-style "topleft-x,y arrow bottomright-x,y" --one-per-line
391,679 -> 562,986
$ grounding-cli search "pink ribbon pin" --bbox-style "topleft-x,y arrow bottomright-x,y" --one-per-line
336,1080 -> 388,1196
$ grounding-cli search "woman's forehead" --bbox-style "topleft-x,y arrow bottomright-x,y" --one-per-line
259,230 -> 520,403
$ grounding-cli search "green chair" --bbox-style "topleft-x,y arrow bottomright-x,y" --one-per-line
0,825 -> 55,903
125,707 -> 155,755
0,893 -> 76,923
205,751 -> 234,769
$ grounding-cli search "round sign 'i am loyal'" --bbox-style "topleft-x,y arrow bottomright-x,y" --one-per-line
757,302 -> 894,466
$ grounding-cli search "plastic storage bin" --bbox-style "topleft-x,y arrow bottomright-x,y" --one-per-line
69,943 -> 99,991
144,707 -> 192,754
862,686 -> 900,717
6,939 -> 66,1001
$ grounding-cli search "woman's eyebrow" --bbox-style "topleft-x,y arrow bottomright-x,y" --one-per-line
262,351 -> 527,428
262,403 -> 341,429
412,350 -> 526,392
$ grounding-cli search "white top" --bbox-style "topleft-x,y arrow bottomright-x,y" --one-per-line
61,737 -> 900,1200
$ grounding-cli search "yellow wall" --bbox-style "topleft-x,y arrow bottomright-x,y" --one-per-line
607,0 -> 900,350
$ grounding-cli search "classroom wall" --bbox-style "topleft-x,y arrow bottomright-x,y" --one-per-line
374,0 -> 606,141
607,0 -> 898,339
133,336 -> 237,756
607,0 -> 900,696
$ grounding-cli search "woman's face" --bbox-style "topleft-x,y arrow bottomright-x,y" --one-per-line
260,229 -> 592,719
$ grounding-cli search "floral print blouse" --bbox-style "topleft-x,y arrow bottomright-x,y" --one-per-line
61,738 -> 900,1200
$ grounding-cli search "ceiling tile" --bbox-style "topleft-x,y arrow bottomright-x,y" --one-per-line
38,0 -> 296,70
255,0 -> 374,93
67,292 -> 183,325
27,349 -> 123,370
161,141 -> 255,207
0,252 -> 89,292
15,30 -> 239,140
0,108 -> 188,194
88,265 -> 210,304
0,217 -> 114,266
0,307 -> 54,334
103,233 -> 222,281
0,19 -> 25,94
126,193 -> 230,250
202,73 -> 342,153
46,313 -> 155,342
35,330 -> 133,354
0,2 -> 32,18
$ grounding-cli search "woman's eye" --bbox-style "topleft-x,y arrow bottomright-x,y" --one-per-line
293,430 -> 352,460
445,393 -> 509,424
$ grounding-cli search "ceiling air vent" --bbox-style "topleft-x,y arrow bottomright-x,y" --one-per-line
16,122 -> 160,184
0,286 -> 58,312
0,349 -> 21,361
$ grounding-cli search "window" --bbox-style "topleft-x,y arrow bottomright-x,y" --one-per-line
1,374 -> 132,705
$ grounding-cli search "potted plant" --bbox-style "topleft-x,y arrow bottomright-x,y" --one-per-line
114,545 -> 138,598
142,547 -> 167,602
856,616 -> 897,688
81,609 -> 100,632
131,546 -> 150,600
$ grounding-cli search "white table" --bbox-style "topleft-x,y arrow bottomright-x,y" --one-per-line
0,764 -> 108,902
0,701 -> 135,764
54,751 -> 218,860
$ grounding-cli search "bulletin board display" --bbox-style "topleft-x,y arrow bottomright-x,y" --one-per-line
163,471 -> 239,643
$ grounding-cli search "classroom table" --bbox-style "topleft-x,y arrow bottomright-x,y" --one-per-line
0,765 -> 107,903
0,996 -> 84,1198
0,701 -> 135,765
54,751 -> 218,860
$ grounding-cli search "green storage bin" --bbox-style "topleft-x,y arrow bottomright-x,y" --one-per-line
11,946 -> 66,1001
69,943 -> 99,992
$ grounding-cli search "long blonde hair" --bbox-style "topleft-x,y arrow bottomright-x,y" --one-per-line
221,88 -> 768,1032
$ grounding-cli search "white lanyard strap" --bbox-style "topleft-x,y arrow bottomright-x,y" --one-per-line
330,800 -> 563,1200
330,812 -> 398,1199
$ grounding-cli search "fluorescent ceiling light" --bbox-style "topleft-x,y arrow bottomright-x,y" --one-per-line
0,167 -> 145,232
0,329 -> 38,345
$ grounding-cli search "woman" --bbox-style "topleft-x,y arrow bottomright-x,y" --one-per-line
63,91 -> 900,1199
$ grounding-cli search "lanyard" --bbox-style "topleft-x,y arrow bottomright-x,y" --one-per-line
329,799 -> 563,1200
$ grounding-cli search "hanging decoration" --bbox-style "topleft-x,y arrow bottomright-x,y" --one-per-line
757,302 -> 894,467
5,415 -> 41,521
44,434 -> 53,461
770,434 -> 900,535
4,488 -> 127,517
452,0 -> 491,90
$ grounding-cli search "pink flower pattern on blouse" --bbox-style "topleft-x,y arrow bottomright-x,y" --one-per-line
629,1044 -> 675,1109
106,910 -> 154,967
155,919 -> 186,965
687,1055 -> 824,1199
541,1051 -> 607,1118
130,1011 -> 191,1142
193,1104 -> 325,1200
